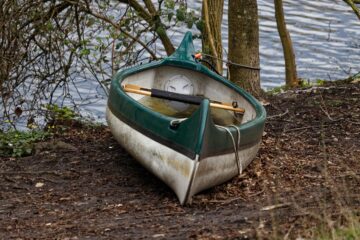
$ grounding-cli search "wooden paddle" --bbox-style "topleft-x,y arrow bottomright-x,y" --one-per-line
123,84 -> 245,114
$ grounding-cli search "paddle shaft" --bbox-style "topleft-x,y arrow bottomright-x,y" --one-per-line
123,84 -> 245,114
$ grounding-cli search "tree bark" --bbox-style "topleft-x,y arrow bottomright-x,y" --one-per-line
202,0 -> 224,73
274,0 -> 298,87
228,0 -> 261,97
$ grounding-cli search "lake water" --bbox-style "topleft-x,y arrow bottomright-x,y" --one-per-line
83,0 -> 359,121
176,0 -> 360,89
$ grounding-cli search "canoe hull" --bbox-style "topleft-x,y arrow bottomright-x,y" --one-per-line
107,107 -> 261,204
106,31 -> 265,204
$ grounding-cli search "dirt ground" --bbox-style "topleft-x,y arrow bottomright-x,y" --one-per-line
1,80 -> 359,239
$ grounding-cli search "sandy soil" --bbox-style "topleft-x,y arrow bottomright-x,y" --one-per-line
1,80 -> 359,239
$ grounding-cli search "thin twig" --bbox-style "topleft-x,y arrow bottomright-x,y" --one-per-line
209,196 -> 246,205
319,93 -> 335,121
284,126 -> 315,132
260,203 -> 291,211
284,223 -> 295,240
0,171 -> 61,175
267,109 -> 289,119
78,5 -> 157,59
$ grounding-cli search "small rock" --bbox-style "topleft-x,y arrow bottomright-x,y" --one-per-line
351,78 -> 360,84
152,234 -> 165,238
35,182 -> 44,188
260,100 -> 270,106
60,197 -> 71,201
331,135 -> 338,142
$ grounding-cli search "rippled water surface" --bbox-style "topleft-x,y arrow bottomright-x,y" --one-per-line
180,0 -> 360,89
5,0 -> 360,126
82,0 -> 360,121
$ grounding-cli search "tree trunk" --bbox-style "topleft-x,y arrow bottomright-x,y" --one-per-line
274,0 -> 298,87
202,0 -> 224,73
228,0 -> 261,97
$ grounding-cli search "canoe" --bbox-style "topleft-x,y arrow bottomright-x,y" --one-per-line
106,32 -> 266,205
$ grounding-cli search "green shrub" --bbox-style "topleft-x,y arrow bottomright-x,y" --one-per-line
44,104 -> 77,122
0,130 -> 50,157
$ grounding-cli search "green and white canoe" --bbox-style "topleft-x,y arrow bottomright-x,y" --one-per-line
106,32 -> 266,205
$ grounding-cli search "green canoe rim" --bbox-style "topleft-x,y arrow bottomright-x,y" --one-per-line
108,32 -> 266,160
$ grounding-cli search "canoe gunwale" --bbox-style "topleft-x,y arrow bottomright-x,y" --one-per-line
108,31 -> 266,161
108,61 -> 265,160
112,58 -> 266,130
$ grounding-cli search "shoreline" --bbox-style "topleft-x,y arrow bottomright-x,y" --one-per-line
1,79 -> 359,239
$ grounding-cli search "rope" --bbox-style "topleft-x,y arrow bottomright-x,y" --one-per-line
201,53 -> 260,71
170,118 -> 187,128
170,118 -> 243,175
197,58 -> 222,76
230,125 -> 242,175
192,54 -> 222,76
216,125 -> 242,175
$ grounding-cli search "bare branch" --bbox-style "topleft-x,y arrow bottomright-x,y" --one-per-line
119,0 -> 175,55
80,6 -> 158,59
119,0 -> 152,22
343,0 -> 360,20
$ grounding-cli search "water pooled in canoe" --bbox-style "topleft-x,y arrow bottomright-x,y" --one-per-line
138,97 -> 242,126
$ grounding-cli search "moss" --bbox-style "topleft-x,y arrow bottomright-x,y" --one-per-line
326,99 -> 344,107
267,85 -> 290,95
267,79 -> 329,95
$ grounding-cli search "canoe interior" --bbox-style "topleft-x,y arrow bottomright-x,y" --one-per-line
122,66 -> 257,126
